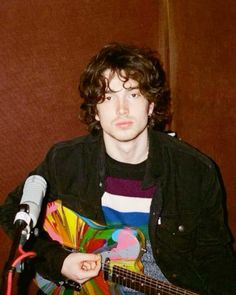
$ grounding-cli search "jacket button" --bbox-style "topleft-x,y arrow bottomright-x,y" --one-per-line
178,225 -> 185,232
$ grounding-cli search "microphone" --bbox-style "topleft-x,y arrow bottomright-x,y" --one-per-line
14,175 -> 47,240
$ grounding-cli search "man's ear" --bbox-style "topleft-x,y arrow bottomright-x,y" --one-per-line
148,102 -> 154,116
95,113 -> 100,121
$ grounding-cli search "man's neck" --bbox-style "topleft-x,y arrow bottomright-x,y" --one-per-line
103,131 -> 149,164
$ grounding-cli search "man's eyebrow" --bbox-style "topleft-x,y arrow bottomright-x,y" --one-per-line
104,85 -> 139,93
105,88 -> 116,94
127,86 -> 139,90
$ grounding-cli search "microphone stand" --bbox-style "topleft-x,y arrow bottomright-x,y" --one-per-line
0,221 -> 27,295
1,176 -> 47,294
1,204 -> 32,295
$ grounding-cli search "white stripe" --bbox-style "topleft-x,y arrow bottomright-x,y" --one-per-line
102,192 -> 151,213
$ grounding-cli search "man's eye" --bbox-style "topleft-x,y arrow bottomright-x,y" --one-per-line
130,93 -> 139,98
105,96 -> 112,100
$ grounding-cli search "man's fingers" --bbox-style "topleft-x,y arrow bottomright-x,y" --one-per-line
80,253 -> 101,262
61,252 -> 101,284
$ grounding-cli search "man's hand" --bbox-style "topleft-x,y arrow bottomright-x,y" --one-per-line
61,252 -> 101,284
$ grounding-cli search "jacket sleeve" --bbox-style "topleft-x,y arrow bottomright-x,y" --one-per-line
0,146 -> 69,282
193,164 -> 236,294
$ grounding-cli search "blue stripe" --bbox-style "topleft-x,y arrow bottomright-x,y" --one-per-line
102,206 -> 149,227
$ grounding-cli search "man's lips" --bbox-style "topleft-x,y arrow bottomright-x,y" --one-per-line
115,120 -> 133,127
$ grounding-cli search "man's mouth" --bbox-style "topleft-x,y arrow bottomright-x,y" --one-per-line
115,120 -> 133,128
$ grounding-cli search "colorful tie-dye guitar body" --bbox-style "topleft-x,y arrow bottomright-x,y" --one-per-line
36,199 -> 144,295
35,200 -> 198,295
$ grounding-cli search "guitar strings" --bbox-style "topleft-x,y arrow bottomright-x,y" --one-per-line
105,265 -> 197,295
102,264 -> 198,295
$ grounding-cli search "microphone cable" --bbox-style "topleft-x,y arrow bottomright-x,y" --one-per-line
5,245 -> 36,295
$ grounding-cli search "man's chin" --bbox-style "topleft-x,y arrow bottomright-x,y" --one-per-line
107,131 -> 145,142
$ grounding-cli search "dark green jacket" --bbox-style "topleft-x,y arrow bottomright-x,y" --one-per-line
1,130 -> 236,294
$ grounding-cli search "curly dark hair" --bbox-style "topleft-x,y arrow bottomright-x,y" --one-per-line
79,42 -> 171,132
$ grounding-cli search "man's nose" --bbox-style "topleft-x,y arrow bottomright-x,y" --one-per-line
117,97 -> 129,115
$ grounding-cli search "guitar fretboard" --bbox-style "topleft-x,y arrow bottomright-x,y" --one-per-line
106,264 -> 199,295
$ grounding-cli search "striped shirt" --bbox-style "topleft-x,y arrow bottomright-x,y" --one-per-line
101,155 -> 168,294
102,176 -> 155,238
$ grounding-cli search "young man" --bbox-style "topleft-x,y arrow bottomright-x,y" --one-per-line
0,43 -> 236,295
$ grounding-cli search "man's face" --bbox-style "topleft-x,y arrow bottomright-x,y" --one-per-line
95,70 -> 154,143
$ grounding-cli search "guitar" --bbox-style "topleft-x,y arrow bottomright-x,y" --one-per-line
35,200 -> 199,295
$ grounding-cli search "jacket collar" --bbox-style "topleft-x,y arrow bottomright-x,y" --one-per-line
142,128 -> 163,188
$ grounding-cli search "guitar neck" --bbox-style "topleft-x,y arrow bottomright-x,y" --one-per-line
108,264 -> 199,295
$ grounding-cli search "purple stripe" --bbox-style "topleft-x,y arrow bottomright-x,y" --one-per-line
105,176 -> 155,198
